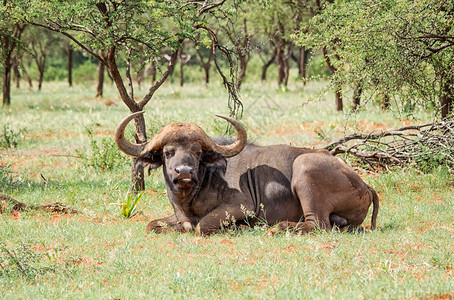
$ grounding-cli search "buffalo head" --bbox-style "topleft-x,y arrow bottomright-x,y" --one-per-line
114,111 -> 247,192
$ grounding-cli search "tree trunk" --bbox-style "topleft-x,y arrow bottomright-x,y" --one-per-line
382,94 -> 390,110
67,45 -> 73,87
23,70 -> 33,88
203,64 -> 210,84
2,34 -> 13,107
236,55 -> 247,89
12,56 -> 20,88
179,60 -> 184,87
1,24 -> 25,106
96,58 -> 105,98
2,59 -> 12,106
132,113 -> 147,191
282,44 -> 293,88
177,48 -> 191,87
37,65 -> 44,91
335,86 -> 343,112
440,75 -> 454,119
300,47 -> 309,84
148,61 -> 156,83
275,44 -> 285,87
352,82 -> 362,111
322,47 -> 343,111
261,54 -> 275,81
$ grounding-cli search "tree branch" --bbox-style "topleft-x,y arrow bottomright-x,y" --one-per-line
138,48 -> 179,109
26,21 -> 107,65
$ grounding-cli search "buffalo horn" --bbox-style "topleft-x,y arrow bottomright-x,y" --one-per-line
114,111 -> 146,157
210,114 -> 247,158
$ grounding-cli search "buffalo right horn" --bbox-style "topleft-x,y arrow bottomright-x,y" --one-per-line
114,111 -> 146,157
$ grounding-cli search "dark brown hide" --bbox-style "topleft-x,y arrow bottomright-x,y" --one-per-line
115,114 -> 379,235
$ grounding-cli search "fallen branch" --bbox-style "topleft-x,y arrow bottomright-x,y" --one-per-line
325,118 -> 454,169
0,194 -> 80,214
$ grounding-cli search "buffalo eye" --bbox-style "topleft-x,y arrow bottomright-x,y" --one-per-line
164,149 -> 175,159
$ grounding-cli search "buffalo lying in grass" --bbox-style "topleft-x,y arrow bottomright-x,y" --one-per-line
115,112 -> 379,235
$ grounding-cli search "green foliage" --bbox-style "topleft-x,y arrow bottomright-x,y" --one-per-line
120,191 -> 144,218
295,0 -> 454,118
76,131 -> 128,171
21,0 -> 221,66
0,243 -> 58,280
0,164 -> 15,190
72,59 -> 98,83
414,145 -> 454,173
0,125 -> 23,149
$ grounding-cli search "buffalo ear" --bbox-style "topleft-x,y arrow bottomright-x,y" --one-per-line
134,151 -> 162,174
202,151 -> 227,170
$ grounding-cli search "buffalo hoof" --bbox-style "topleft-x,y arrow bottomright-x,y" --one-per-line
266,221 -> 315,235
182,221 -> 193,232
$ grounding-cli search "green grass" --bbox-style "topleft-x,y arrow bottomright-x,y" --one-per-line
1,79 -> 453,299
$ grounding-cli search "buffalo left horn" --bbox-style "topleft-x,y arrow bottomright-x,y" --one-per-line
210,114 -> 247,158
114,111 -> 146,157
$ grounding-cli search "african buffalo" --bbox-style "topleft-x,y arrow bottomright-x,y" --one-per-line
115,112 -> 379,235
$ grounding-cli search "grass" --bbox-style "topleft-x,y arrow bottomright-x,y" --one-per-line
1,78 -> 453,299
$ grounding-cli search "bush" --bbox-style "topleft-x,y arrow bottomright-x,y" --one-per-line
0,125 -> 23,149
0,164 -> 15,190
0,242 -> 60,280
44,65 -> 67,81
72,60 -> 98,83
76,132 -> 129,171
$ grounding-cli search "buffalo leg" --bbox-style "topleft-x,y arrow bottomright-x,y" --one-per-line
195,205 -> 250,235
146,214 -> 189,233
290,157 -> 334,234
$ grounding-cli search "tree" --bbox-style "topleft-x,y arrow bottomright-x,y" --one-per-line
248,0 -> 309,90
23,26 -> 58,91
22,0 -> 240,190
177,41 -> 192,87
196,42 -> 213,85
67,43 -> 73,87
1,1 -> 26,106
296,0 -> 454,118
216,8 -> 252,89
95,50 -> 106,98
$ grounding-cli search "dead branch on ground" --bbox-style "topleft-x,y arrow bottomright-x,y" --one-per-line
0,194 -> 80,215
325,118 -> 454,169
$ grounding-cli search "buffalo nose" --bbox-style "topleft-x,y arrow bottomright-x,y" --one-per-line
175,166 -> 193,175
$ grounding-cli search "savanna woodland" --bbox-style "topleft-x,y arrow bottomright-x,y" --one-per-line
1,0 -> 453,298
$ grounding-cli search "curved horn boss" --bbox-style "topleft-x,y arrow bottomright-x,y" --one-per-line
114,112 -> 248,157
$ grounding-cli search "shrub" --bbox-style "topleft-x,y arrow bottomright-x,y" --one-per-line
0,164 -> 15,190
0,125 -> 23,149
0,242 -> 60,280
76,132 -> 129,171
72,60 -> 98,83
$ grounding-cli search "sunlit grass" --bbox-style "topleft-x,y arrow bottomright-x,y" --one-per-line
0,80 -> 453,299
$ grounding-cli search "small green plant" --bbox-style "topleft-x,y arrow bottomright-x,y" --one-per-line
0,164 -> 15,190
0,243 -> 58,280
76,133 -> 129,171
121,190 -> 144,218
0,125 -> 23,149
